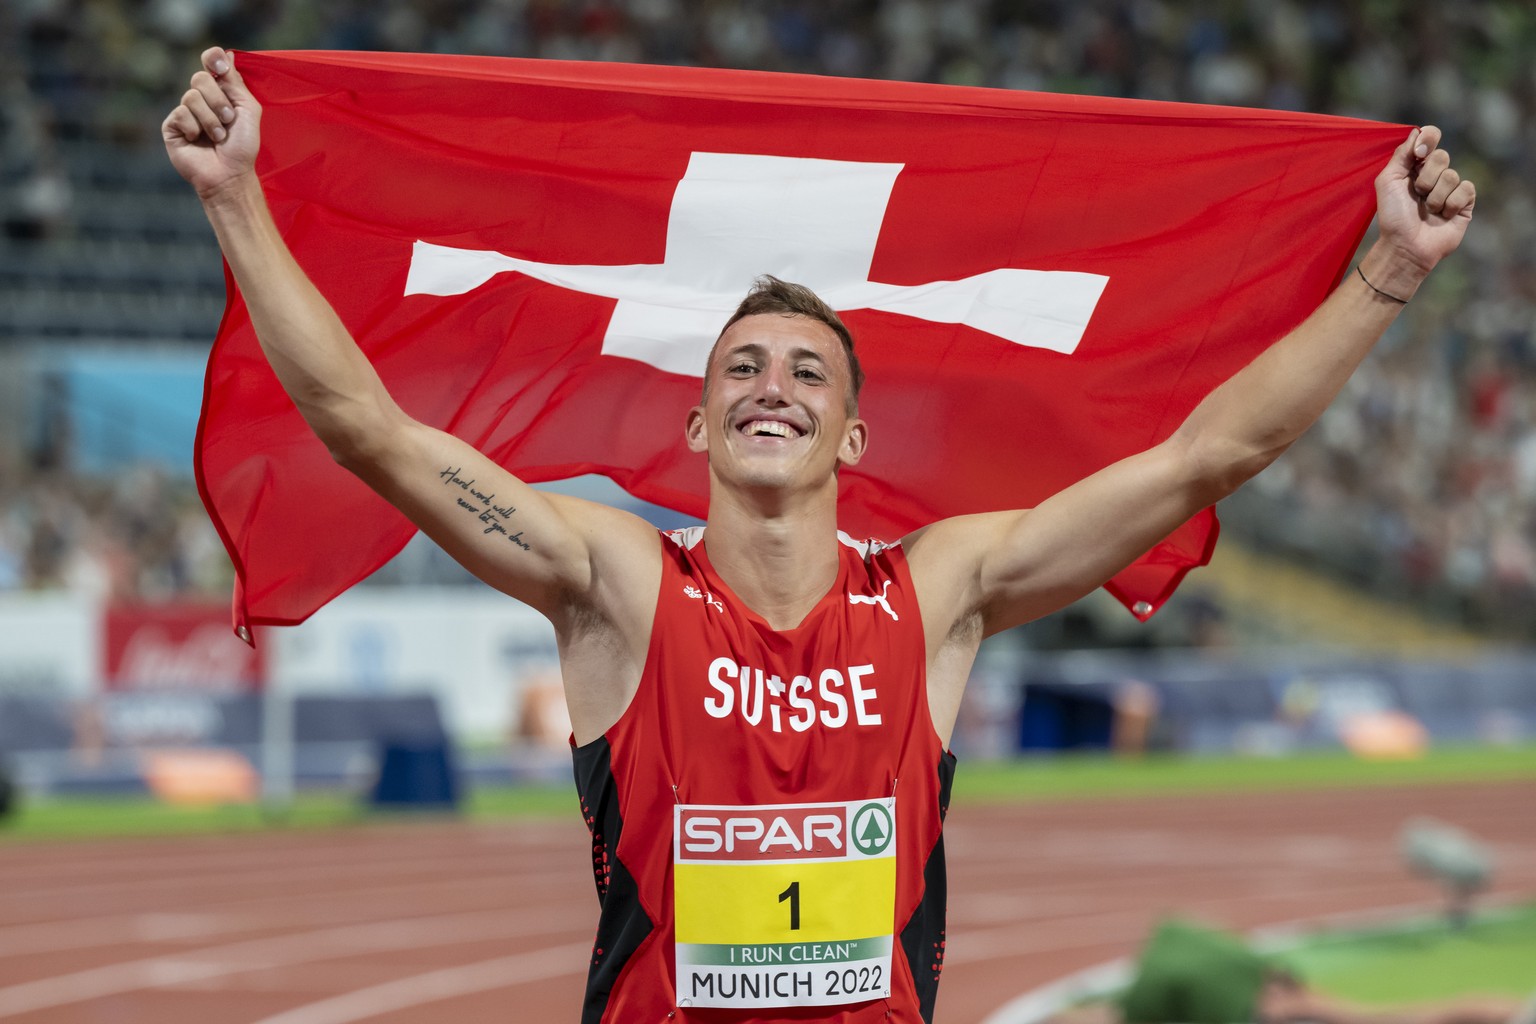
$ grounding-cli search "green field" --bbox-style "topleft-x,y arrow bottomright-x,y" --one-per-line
951,744 -> 1536,804
2,744 -> 1533,842
0,783 -> 578,841
1085,907 -> 1536,1011
1282,904 -> 1536,999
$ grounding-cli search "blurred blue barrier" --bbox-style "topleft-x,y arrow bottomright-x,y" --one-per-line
1011,650 -> 1536,755
370,739 -> 461,810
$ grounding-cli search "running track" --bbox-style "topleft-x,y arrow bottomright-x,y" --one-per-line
1,779 -> 1533,1023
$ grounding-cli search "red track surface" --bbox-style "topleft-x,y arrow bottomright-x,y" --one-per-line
2,779 -> 1533,1023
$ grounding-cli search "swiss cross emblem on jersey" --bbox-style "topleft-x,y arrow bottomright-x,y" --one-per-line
405,152 -> 1109,377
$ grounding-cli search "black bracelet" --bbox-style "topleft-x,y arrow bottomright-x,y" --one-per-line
1356,264 -> 1410,304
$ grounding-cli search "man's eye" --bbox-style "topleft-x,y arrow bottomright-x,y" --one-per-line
795,368 -> 824,381
728,363 -> 756,374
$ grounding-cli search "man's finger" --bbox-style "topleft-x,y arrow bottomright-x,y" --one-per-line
1443,180 -> 1477,219
1414,124 -> 1443,159
1425,167 -> 1462,213
190,71 -> 235,128
1388,126 -> 1421,175
216,50 -> 256,104
162,105 -> 202,145
181,88 -> 227,143
201,46 -> 231,77
1414,149 -> 1451,196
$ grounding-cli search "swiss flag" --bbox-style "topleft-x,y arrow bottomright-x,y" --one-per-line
197,50 -> 1404,637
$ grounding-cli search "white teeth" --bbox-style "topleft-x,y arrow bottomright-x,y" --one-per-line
745,420 -> 796,438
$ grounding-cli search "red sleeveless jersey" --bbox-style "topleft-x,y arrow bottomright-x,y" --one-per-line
573,528 -> 955,1024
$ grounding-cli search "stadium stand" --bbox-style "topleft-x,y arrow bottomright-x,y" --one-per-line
2,0 -> 1533,641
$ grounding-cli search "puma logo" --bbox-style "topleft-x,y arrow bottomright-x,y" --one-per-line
684,584 -> 724,613
848,580 -> 898,621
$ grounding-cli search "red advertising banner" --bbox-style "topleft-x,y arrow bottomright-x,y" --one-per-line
103,603 -> 266,692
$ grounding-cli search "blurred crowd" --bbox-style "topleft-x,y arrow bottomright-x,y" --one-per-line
0,450 -> 230,601
3,0 -> 1534,635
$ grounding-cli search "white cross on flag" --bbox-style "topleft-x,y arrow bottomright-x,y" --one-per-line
200,50 -> 1403,636
403,151 -> 1109,375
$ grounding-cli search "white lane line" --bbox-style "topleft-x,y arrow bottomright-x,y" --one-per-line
0,905 -> 589,1017
0,913 -> 235,959
977,959 -> 1132,1024
1,827 -> 584,885
945,909 -> 1151,966
0,861 -> 587,959
945,831 -> 1390,870
247,942 -> 592,1024
952,837 -> 1536,874
945,876 -> 1496,968
2,848 -> 559,905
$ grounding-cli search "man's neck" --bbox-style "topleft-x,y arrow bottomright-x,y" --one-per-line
703,486 -> 843,631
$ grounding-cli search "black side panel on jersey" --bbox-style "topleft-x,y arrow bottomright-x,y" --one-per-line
573,736 -> 654,1024
899,750 -> 957,1024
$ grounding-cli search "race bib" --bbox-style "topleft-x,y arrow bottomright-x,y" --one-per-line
673,798 -> 897,1009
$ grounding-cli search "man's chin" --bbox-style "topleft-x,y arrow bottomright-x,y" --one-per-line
728,468 -> 798,491
711,457 -> 807,493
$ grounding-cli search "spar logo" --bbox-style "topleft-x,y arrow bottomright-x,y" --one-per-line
676,800 -> 897,863
850,802 -> 893,857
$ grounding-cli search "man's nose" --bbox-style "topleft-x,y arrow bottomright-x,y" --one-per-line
753,362 -> 792,403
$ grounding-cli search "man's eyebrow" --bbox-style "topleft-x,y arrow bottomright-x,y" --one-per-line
720,342 -> 767,361
716,342 -> 832,368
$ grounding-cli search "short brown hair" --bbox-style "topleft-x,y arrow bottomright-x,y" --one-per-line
707,276 -> 864,413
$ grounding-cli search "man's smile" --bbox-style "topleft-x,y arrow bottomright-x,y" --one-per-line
738,417 -> 806,440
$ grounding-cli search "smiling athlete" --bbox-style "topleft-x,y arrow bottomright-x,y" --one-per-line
166,45 -> 1474,1024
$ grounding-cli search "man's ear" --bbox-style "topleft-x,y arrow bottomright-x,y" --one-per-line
685,406 -> 708,454
839,418 -> 868,467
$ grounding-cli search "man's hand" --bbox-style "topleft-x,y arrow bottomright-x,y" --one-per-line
1366,125 -> 1476,298
162,46 -> 261,202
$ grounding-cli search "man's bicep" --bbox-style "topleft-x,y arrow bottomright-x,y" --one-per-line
970,443 -> 1207,632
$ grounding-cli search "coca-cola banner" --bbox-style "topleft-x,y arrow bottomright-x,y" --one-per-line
104,603 -> 265,692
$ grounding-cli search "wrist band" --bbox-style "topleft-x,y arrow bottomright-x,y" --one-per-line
1356,264 -> 1410,304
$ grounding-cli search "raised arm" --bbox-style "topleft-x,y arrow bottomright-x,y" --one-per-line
910,126 -> 1475,655
162,48 -> 660,637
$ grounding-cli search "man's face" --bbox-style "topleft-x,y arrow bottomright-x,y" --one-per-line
686,313 -> 867,494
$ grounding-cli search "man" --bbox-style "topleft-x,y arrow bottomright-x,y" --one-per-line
164,45 -> 1474,1024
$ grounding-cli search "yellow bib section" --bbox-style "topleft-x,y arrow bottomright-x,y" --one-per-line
675,857 -> 896,945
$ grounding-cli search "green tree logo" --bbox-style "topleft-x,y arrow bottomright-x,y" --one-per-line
851,802 -> 894,857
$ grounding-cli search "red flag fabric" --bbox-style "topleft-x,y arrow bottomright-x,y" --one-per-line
196,50 -> 1404,637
